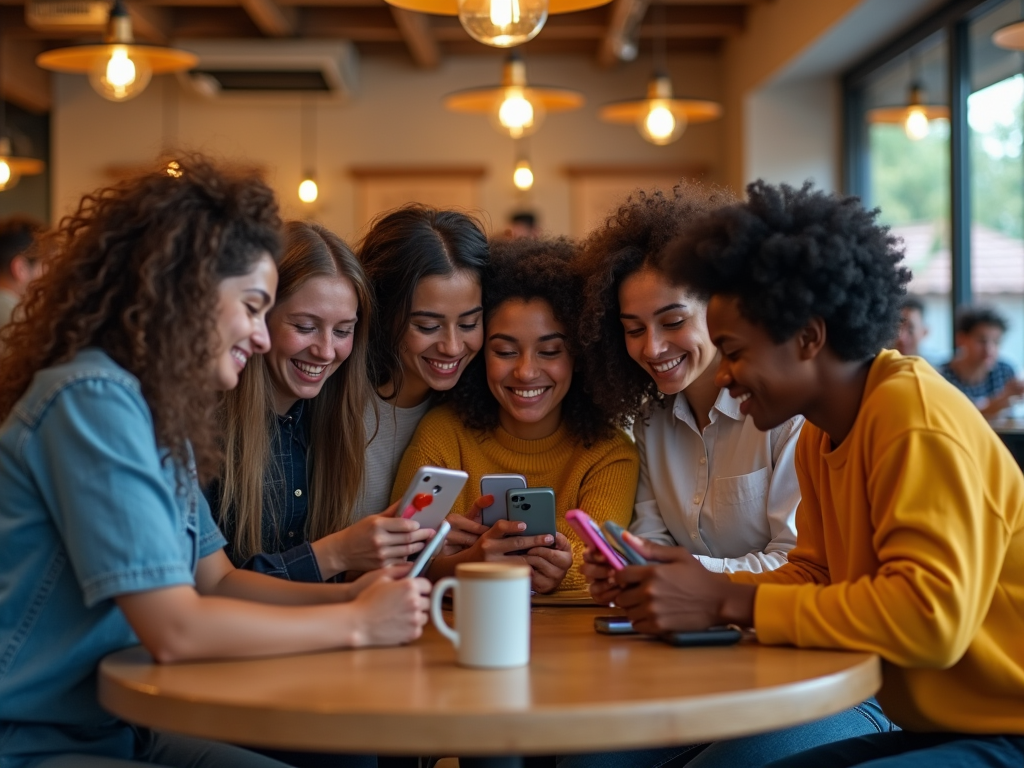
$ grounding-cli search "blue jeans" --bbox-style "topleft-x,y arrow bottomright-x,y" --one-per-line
763,731 -> 1024,767
557,699 -> 896,768
27,730 -> 291,768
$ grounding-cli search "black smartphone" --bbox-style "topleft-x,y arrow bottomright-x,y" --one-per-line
594,615 -> 636,635
507,487 -> 557,538
602,521 -> 649,566
661,626 -> 743,647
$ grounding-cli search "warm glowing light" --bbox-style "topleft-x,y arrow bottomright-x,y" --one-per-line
88,46 -> 152,102
166,160 -> 183,178
513,160 -> 534,190
107,47 -> 136,90
457,0 -> 547,47
636,98 -> 686,146
644,105 -> 676,142
490,0 -> 520,28
498,88 -> 535,138
904,106 -> 930,140
298,178 -> 319,204
0,161 -> 11,187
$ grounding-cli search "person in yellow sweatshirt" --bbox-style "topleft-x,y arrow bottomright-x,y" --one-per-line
585,180 -> 1024,767
392,236 -> 639,594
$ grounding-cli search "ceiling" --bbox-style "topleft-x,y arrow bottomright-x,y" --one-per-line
0,0 -> 757,71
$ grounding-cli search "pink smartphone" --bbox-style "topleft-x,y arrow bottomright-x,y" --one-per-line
565,509 -> 626,570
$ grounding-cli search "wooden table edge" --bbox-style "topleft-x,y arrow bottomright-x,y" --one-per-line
99,651 -> 881,755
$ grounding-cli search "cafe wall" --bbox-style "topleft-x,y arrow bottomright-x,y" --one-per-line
51,52 -> 722,240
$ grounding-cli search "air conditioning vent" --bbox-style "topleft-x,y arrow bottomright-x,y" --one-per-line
26,0 -> 110,32
175,40 -> 358,102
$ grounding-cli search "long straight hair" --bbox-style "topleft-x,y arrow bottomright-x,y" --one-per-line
358,204 -> 489,400
219,221 -> 373,561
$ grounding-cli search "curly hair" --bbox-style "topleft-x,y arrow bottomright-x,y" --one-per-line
662,180 -> 911,362
449,236 -> 615,447
0,154 -> 282,483
955,304 -> 1007,335
576,180 -> 734,426
358,205 -> 488,399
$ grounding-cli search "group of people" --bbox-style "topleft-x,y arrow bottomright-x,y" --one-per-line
894,296 -> 1024,418
0,154 -> 1021,768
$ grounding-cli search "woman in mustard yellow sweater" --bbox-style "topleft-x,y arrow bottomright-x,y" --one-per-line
392,237 -> 638,593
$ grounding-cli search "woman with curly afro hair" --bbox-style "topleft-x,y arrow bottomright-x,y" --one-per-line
0,156 -> 430,768
391,236 -> 638,594
576,181 -> 802,591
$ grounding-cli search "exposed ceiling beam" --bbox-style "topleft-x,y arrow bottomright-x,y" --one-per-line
597,0 -> 648,68
0,35 -> 50,112
127,4 -> 173,42
390,7 -> 440,68
239,0 -> 298,36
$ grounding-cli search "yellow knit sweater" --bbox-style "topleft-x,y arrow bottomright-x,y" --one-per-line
731,350 -> 1024,733
392,404 -> 639,592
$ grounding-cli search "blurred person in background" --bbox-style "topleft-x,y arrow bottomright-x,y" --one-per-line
894,295 -> 929,358
939,305 -> 1024,419
0,215 -> 45,328
507,211 -> 540,239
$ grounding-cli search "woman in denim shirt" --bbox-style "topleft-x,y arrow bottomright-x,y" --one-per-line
0,156 -> 431,768
209,221 -> 434,583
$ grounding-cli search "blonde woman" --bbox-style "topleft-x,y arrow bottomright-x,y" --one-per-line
210,221 -> 433,583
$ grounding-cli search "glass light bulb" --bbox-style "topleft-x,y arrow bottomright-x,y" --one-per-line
298,178 -> 319,204
636,100 -> 687,146
513,161 -> 534,191
88,46 -> 153,102
457,0 -> 547,48
904,107 -> 930,141
498,89 -> 535,138
0,160 -> 20,192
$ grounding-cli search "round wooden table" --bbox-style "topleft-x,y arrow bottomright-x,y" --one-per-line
100,607 -> 880,756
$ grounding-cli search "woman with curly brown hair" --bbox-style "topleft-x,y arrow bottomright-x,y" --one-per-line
576,182 -> 802,591
0,157 -> 430,768
391,237 -> 639,594
209,221 -> 432,584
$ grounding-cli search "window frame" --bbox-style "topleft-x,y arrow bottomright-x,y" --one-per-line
842,0 -> 1012,337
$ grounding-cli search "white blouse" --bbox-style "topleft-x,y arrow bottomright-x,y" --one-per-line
630,389 -> 802,574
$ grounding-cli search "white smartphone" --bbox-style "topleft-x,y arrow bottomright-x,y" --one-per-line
396,466 -> 469,531
479,473 -> 527,526
407,520 -> 451,578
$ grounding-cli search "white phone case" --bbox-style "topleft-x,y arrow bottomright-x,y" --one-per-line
396,466 -> 469,531
479,473 -> 528,526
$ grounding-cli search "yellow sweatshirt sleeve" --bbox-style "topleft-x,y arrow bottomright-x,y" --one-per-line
753,430 -> 1011,668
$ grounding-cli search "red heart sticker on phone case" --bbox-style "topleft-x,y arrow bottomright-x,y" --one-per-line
412,493 -> 433,510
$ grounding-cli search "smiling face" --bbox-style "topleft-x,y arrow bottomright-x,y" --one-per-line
212,253 -> 278,391
486,298 -> 573,441
706,294 -> 814,431
396,270 -> 483,407
618,267 -> 717,395
265,274 -> 359,415
957,323 -> 1003,374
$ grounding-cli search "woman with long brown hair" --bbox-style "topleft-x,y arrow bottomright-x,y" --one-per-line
0,156 -> 430,768
211,221 -> 432,582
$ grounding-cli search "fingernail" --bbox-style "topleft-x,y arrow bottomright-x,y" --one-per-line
544,536 -> 553,544
517,523 -> 526,530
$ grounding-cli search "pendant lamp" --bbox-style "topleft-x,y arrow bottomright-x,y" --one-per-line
865,53 -> 947,141
37,0 -> 197,103
598,5 -> 721,146
0,39 -> 45,191
384,0 -> 610,48
444,52 -> 583,139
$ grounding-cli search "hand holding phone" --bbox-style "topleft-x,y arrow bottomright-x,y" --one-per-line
479,474 -> 527,527
407,520 -> 451,578
602,521 -> 650,566
565,509 -> 626,570
395,467 -> 469,531
507,488 -> 557,539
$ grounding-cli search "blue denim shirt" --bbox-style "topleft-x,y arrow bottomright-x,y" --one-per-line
206,399 -> 323,582
0,349 -> 226,767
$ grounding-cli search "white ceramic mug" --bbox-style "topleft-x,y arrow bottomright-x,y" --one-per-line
430,562 -> 531,668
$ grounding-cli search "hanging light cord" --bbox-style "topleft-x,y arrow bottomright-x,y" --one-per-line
653,0 -> 667,77
301,100 -> 316,177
